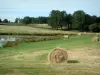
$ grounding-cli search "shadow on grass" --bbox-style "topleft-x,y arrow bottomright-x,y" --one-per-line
67,60 -> 79,63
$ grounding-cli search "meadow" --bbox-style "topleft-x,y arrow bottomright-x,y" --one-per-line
0,35 -> 100,75
0,24 -> 92,35
0,24 -> 100,75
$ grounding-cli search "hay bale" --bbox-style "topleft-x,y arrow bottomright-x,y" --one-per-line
77,33 -> 81,36
49,48 -> 68,64
83,32 -> 87,35
64,35 -> 70,39
84,32 -> 87,34
92,36 -> 99,41
96,33 -> 99,36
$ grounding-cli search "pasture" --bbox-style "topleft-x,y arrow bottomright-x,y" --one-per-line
0,24 -> 86,35
0,35 -> 100,75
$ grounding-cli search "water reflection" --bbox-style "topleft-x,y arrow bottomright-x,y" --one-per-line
0,37 -> 18,47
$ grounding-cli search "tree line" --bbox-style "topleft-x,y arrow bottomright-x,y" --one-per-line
14,16 -> 48,24
48,10 -> 100,32
0,10 -> 100,32
0,19 -> 9,23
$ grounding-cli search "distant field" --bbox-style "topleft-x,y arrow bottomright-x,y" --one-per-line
0,35 -> 100,75
29,24 -> 52,29
0,24 -> 90,35
0,24 -> 99,36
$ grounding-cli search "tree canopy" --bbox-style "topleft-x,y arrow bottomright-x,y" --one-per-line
72,10 -> 85,31
22,16 -> 32,25
48,10 -> 67,29
0,19 -> 2,23
3,19 -> 9,23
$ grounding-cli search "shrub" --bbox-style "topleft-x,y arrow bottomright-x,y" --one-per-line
22,36 -> 62,43
4,40 -> 20,47
89,23 -> 100,32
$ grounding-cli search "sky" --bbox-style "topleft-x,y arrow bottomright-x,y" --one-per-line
0,0 -> 100,22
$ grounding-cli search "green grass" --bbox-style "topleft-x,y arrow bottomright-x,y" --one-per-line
0,35 -> 100,75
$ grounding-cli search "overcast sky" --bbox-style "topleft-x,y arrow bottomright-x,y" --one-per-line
0,0 -> 100,22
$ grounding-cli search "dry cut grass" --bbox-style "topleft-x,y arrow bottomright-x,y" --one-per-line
0,25 -> 88,35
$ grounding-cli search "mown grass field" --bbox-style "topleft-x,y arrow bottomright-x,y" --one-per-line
0,35 -> 100,75
0,24 -> 90,35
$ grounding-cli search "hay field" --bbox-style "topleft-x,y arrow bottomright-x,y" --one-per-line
0,35 -> 100,75
0,24 -> 81,35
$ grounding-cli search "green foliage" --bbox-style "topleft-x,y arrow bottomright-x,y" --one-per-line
22,16 -> 32,25
14,18 -> 20,23
89,23 -> 100,32
18,16 -> 48,24
48,10 -> 67,29
72,10 -> 85,31
0,19 -> 2,23
85,14 -> 92,25
3,19 -> 9,23
66,14 -> 73,29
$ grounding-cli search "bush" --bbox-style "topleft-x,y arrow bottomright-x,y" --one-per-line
22,36 -> 62,43
89,23 -> 100,32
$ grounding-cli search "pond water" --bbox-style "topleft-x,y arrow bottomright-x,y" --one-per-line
0,36 -> 17,47
0,35 -> 62,47
0,35 -> 32,47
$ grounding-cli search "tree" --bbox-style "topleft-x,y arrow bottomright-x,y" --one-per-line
37,16 -> 48,24
3,19 -> 8,23
22,16 -> 32,24
48,10 -> 60,29
31,17 -> 35,24
84,14 -> 92,31
96,16 -> 100,23
89,23 -> 100,32
15,18 -> 20,23
0,19 -> 2,23
19,18 -> 23,23
66,14 -> 73,29
59,11 -> 67,29
30,17 -> 48,24
72,10 -> 85,31
48,10 -> 67,29
91,15 -> 97,24
84,14 -> 92,25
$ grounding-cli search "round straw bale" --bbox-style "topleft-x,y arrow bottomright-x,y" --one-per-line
84,32 -> 87,34
49,48 -> 68,64
92,36 -> 99,41
83,32 -> 87,35
77,33 -> 82,36
96,33 -> 99,36
64,35 -> 70,39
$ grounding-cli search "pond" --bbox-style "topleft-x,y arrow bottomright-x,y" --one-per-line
0,35 -> 63,47
0,36 -> 19,47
